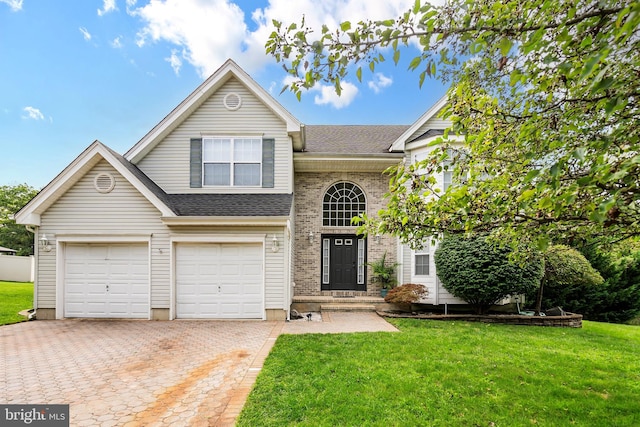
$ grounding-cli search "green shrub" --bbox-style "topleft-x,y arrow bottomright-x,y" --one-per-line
545,243 -> 640,323
529,245 -> 603,314
434,234 -> 543,314
384,283 -> 428,304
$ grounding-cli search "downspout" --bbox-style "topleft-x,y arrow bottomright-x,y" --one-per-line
285,219 -> 292,321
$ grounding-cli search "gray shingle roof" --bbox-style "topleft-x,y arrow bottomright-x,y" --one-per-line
166,193 -> 293,216
104,144 -> 176,209
304,125 -> 410,154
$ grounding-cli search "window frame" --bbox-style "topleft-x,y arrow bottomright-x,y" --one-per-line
202,136 -> 263,187
413,242 -> 430,276
322,182 -> 367,227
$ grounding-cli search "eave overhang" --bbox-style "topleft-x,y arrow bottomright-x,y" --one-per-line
293,153 -> 404,173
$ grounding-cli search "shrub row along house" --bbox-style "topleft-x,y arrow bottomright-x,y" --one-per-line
16,59 -> 467,321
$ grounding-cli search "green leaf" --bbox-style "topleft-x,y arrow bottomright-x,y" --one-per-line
499,37 -> 512,56
356,67 -> 362,82
408,56 -> 422,71
340,21 -> 351,31
518,189 -> 536,202
523,169 -> 540,183
412,0 -> 422,14
393,49 -> 400,65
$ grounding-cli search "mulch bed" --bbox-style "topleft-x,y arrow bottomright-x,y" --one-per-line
377,311 -> 583,328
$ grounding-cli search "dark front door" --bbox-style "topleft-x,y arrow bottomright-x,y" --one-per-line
321,235 -> 366,291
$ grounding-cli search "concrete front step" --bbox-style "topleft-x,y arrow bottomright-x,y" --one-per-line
321,304 -> 377,312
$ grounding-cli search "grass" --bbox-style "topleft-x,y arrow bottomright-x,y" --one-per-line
0,281 -> 33,325
238,319 -> 640,427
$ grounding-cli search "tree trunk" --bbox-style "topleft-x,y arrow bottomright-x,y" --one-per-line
535,276 -> 545,316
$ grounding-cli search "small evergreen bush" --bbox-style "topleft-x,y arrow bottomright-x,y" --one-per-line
434,234 -> 543,314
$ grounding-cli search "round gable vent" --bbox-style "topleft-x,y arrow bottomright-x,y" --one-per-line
223,92 -> 242,111
94,173 -> 115,193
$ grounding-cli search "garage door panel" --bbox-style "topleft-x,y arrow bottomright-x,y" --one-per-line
176,243 -> 263,319
64,243 -> 149,318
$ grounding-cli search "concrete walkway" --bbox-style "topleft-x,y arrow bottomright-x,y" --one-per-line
0,313 -> 396,426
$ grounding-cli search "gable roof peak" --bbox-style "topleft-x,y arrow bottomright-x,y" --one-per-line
125,58 -> 303,162
389,95 -> 449,152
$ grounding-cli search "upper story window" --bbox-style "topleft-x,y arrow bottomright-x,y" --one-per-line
323,182 -> 366,227
202,137 -> 262,186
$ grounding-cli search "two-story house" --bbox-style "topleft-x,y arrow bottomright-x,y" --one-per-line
15,59 -> 464,321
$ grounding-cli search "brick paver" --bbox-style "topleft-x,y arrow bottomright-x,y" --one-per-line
0,320 -> 279,426
0,313 -> 396,426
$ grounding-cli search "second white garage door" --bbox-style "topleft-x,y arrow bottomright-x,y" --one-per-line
175,243 -> 263,319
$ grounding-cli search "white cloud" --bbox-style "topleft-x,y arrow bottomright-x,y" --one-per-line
314,81 -> 358,109
22,106 -> 45,121
129,0 -> 416,78
165,49 -> 183,75
79,27 -> 92,41
0,0 -> 23,12
111,36 -> 123,48
130,0 -> 248,78
97,0 -> 117,16
368,72 -> 393,93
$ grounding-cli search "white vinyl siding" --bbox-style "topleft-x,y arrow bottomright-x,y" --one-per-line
137,78 -> 293,193
403,241 -> 467,305
38,162 -> 170,312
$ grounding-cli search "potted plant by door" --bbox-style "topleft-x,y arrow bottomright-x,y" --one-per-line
368,252 -> 400,297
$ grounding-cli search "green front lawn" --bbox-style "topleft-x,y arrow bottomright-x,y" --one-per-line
0,281 -> 33,325
238,319 -> 640,427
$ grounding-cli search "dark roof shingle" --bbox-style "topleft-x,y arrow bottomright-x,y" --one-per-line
166,193 -> 293,216
304,125 -> 409,154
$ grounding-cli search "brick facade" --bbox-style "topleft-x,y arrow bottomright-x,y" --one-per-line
293,171 -> 398,296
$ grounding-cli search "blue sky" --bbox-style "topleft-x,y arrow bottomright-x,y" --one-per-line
0,0 -> 447,188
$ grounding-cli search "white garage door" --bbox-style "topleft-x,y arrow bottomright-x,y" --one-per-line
176,243 -> 263,319
64,243 -> 149,318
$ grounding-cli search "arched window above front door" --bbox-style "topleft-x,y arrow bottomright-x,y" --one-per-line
322,182 -> 366,227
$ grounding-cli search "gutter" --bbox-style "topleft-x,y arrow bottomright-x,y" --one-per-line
161,216 -> 291,226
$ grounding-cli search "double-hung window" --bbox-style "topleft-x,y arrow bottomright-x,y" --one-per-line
414,242 -> 430,276
202,137 -> 262,186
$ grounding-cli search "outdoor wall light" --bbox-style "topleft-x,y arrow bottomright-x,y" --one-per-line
308,231 -> 314,244
272,234 -> 279,252
374,234 -> 381,244
39,234 -> 52,252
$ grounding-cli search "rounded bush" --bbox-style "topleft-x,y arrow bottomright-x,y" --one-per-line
434,234 -> 543,314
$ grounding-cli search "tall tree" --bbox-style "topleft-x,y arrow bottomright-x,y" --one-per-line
267,0 -> 640,249
0,184 -> 39,256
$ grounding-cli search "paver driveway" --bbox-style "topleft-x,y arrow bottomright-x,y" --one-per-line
0,320 -> 280,426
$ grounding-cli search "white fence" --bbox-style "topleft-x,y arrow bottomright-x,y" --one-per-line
0,255 -> 34,282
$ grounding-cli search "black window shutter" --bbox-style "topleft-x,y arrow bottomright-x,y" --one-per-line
190,138 -> 202,188
262,138 -> 275,188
